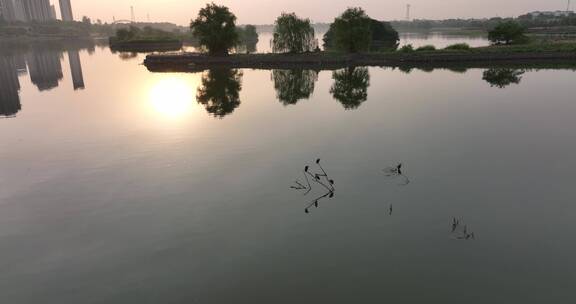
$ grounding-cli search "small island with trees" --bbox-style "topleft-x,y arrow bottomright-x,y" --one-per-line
145,3 -> 576,72
109,26 -> 184,52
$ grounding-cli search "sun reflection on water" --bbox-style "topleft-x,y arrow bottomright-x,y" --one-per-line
149,77 -> 195,118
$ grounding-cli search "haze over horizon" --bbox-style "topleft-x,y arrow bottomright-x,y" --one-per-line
68,0 -> 570,25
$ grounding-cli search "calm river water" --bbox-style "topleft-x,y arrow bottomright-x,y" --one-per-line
1,36 -> 575,303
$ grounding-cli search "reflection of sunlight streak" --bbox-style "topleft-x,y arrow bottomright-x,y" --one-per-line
149,77 -> 194,118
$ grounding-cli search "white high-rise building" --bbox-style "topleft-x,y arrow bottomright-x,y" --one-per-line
59,0 -> 73,21
22,0 -> 53,22
0,0 -> 16,21
13,0 -> 27,21
49,3 -> 56,19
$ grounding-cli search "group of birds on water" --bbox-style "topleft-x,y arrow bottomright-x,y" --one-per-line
451,218 -> 476,240
290,159 -> 408,215
290,159 -> 475,240
290,159 -> 336,214
383,163 -> 411,186
382,163 -> 410,216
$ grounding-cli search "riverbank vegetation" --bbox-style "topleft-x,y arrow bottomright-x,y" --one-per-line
390,12 -> 576,32
145,39 -> 576,73
110,26 -> 181,43
488,21 -> 528,45
108,26 -> 183,51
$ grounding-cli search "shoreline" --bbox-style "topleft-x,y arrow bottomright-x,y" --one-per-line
109,39 -> 183,53
144,50 -> 576,72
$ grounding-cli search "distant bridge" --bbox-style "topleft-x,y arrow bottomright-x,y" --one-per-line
112,20 -> 133,25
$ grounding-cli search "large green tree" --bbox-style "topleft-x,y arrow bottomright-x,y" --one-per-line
324,18 -> 399,51
190,3 -> 238,55
330,67 -> 370,109
197,69 -> 243,118
328,8 -> 372,53
272,13 -> 317,53
488,21 -> 527,45
272,69 -> 318,105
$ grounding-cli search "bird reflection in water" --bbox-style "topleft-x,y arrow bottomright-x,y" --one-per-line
383,163 -> 411,186
291,159 -> 336,214
451,217 -> 476,240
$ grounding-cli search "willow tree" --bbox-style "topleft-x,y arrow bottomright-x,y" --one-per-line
190,3 -> 238,55
272,13 -> 317,53
328,8 -> 372,53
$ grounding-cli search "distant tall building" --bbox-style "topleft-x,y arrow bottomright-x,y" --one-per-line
67,50 -> 84,90
27,49 -> 63,91
22,0 -> 53,22
49,3 -> 55,19
13,0 -> 27,21
58,0 -> 72,21
0,0 -> 16,21
0,56 -> 22,117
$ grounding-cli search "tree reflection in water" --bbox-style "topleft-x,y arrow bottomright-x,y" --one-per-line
272,69 -> 318,105
197,69 -> 243,118
482,68 -> 525,88
330,67 -> 370,110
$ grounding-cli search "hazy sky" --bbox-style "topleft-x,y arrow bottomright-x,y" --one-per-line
64,0 -> 570,25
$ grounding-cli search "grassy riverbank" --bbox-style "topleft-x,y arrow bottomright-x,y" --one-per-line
144,41 -> 576,72
109,26 -> 183,52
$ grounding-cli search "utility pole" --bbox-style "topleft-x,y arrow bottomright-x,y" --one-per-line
406,4 -> 411,21
130,6 -> 135,23
568,0 -> 572,12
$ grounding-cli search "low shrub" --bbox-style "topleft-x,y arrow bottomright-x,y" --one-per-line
416,45 -> 436,51
444,43 -> 471,51
399,44 -> 414,52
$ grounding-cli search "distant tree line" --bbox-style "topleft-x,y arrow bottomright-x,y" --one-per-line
391,13 -> 576,31
112,26 -> 180,43
0,19 -> 94,38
